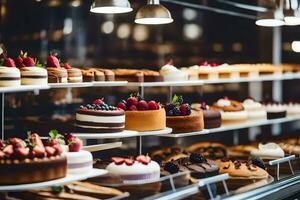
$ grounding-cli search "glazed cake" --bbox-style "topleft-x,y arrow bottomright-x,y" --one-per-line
160,61 -> 188,82
0,133 -> 67,185
106,155 -> 160,183
243,98 -> 267,119
117,95 -> 166,132
46,55 -> 67,83
63,63 -> 83,83
76,99 -> 125,133
0,58 -> 21,87
191,101 -> 222,129
263,103 -> 287,119
165,95 -> 204,133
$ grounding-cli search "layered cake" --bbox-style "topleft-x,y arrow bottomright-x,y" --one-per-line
63,63 -> 83,83
76,98 -> 125,133
165,95 -> 204,133
15,52 -> 48,85
250,143 -> 285,159
106,155 -> 160,183
46,54 -> 68,83
160,61 -> 188,82
186,142 -> 227,159
0,57 -> 21,87
117,95 -> 166,132
243,98 -> 267,119
0,133 -> 67,185
263,103 -> 287,119
211,97 -> 248,123
191,101 -> 222,129
81,69 -> 95,82
113,69 -> 144,82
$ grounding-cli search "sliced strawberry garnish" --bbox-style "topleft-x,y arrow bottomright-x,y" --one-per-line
125,158 -> 134,166
30,133 -> 45,150
9,138 -> 26,148
111,157 -> 125,165
4,58 -> 16,67
93,99 -> 103,105
3,145 -> 13,157
14,147 -> 29,158
68,138 -> 82,152
63,63 -> 72,69
32,145 -> 46,158
47,55 -> 60,68
136,155 -> 151,165
52,144 -> 62,155
45,146 -> 56,157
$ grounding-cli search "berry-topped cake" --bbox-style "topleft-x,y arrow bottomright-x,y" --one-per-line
63,63 -> 83,83
76,98 -> 125,133
0,54 -> 21,87
165,95 -> 204,133
46,54 -> 68,83
0,132 -> 66,185
116,95 -> 166,132
106,155 -> 160,183
15,51 -> 48,85
191,101 -> 222,129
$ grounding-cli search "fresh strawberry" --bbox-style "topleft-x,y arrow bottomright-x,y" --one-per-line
0,139 -> 5,149
125,158 -> 134,166
137,100 -> 149,111
116,102 -> 127,111
180,104 -> 191,116
45,146 -> 56,157
48,138 -> 59,147
15,56 -> 24,68
4,58 -> 16,67
22,57 -> 35,67
32,145 -> 45,158
30,133 -> 45,150
0,151 -> 4,159
9,138 -> 26,148
63,63 -> 72,69
3,145 -> 13,157
65,133 -> 76,143
14,147 -> 29,158
93,99 -> 103,105
111,157 -> 125,165
52,144 -> 62,155
148,101 -> 159,110
136,155 -> 151,165
127,97 -> 138,106
68,138 -> 82,152
47,55 -> 60,68
128,104 -> 137,111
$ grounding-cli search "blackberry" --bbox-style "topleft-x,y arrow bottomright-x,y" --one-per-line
164,162 -> 179,174
190,153 -> 206,163
251,157 -> 266,170
173,107 -> 181,116
86,104 -> 93,109
186,104 -> 192,115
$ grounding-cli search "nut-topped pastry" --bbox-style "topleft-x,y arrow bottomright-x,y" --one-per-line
46,54 -> 68,83
192,101 -> 221,129
165,95 -> 204,134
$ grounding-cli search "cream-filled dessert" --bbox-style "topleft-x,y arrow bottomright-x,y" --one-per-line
160,61 -> 188,82
198,62 -> 219,80
63,63 -> 83,83
243,98 -> 267,119
0,57 -> 21,87
106,155 -> 160,184
264,103 -> 287,119
251,143 -> 285,159
285,102 -> 300,115
46,54 -> 68,83
76,98 -> 125,133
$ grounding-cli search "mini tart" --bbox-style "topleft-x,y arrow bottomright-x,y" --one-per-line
0,155 -> 67,185
81,69 -> 94,82
76,109 -> 125,133
67,68 -> 83,83
0,66 -> 21,87
125,108 -> 166,132
166,110 -> 204,134
47,67 -> 68,83
212,100 -> 244,112
20,67 -> 48,85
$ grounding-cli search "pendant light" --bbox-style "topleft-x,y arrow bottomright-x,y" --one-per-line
90,0 -> 133,14
283,0 -> 300,25
135,0 -> 173,25
255,0 -> 285,27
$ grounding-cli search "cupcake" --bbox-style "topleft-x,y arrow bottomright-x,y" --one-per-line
160,60 -> 188,82
243,97 -> 267,119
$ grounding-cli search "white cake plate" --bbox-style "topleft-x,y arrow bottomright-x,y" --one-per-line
0,168 -> 107,192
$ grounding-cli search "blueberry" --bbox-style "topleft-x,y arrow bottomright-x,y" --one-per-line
173,107 -> 181,116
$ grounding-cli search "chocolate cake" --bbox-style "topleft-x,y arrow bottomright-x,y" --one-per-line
192,102 -> 222,129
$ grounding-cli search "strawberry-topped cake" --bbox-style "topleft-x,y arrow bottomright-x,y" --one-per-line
106,155 -> 160,183
0,132 -> 66,185
76,98 -> 125,133
15,51 -> 48,85
0,54 -> 21,87
63,63 -> 83,83
165,95 -> 204,133
116,95 -> 166,132
46,54 -> 68,83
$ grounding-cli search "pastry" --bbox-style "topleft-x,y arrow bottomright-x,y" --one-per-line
186,142 -> 227,159
97,68 -> 115,81
278,143 -> 300,155
211,97 -> 248,123
46,55 -> 68,83
81,69 -> 95,82
159,61 -> 188,82
243,98 -> 267,119
0,57 -> 21,87
0,132 -> 66,185
141,69 -> 163,82
113,69 -> 144,82
250,143 -> 285,159
191,101 -> 222,129
76,98 -> 125,133
63,63 -> 83,83
165,95 -> 204,133
106,155 -> 160,183
116,95 -> 166,132
93,69 -> 105,81
263,103 -> 287,119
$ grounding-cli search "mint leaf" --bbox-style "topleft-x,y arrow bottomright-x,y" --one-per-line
49,129 -> 59,139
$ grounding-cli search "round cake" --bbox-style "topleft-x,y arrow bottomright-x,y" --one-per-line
106,155 -> 160,183
191,102 -> 221,129
65,150 -> 93,174
20,67 -> 48,85
76,99 -> 125,133
0,57 -> 21,87
243,98 -> 267,119
264,103 -> 287,119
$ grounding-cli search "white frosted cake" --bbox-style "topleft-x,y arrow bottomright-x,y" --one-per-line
160,62 -> 188,82
0,66 -> 21,87
251,143 -> 285,159
20,67 -> 48,85
285,102 -> 300,115
243,98 -> 267,119
65,150 -> 93,174
106,155 -> 160,183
